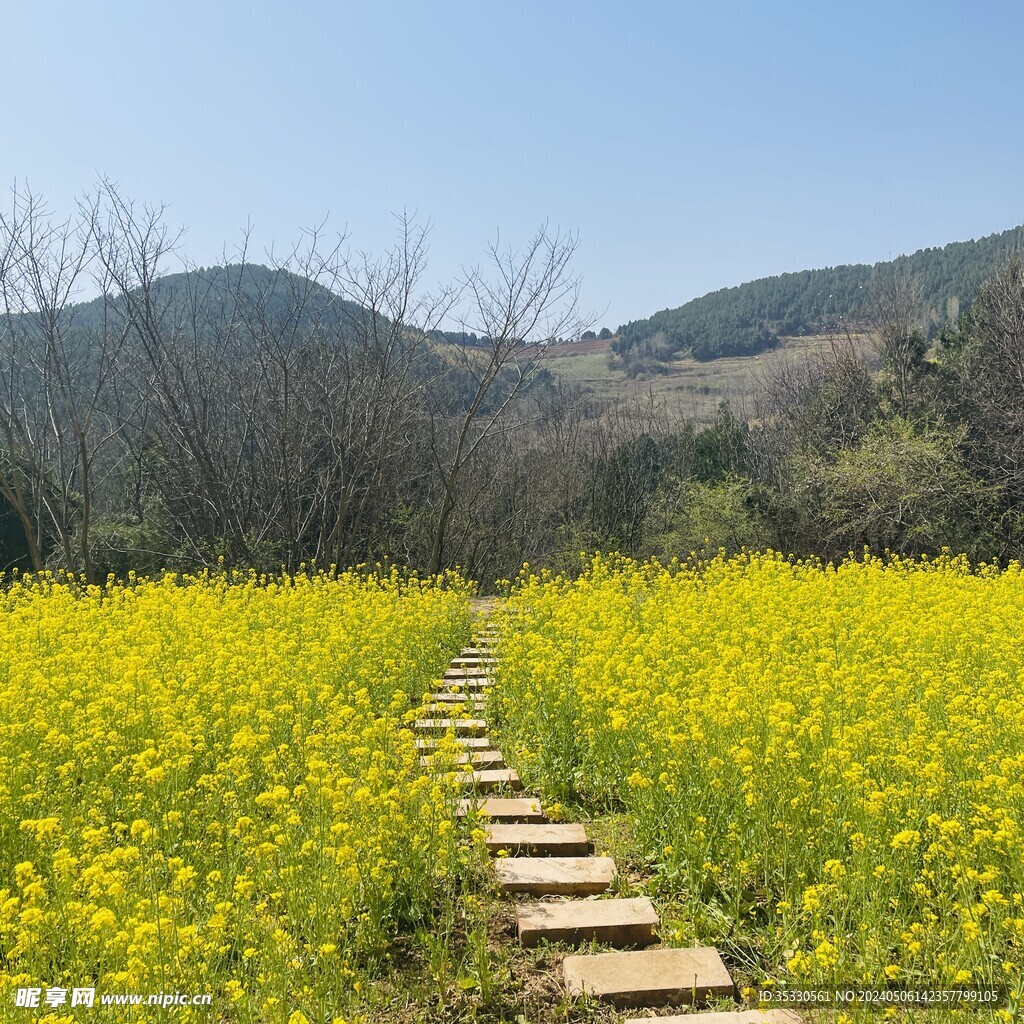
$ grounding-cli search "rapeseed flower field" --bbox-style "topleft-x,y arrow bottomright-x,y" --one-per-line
0,568 -> 473,1022
491,552 -> 1024,1006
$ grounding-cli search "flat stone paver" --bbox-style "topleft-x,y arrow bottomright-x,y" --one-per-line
412,718 -> 487,735
420,750 -> 505,769
428,691 -> 487,703
562,947 -> 733,1008
517,896 -> 658,947
455,768 -> 522,791
495,856 -> 616,895
623,1012 -> 802,1024
457,797 -> 545,822
443,669 -> 493,679
441,678 -> 492,689
416,736 -> 491,750
423,702 -> 486,715
485,822 -> 588,856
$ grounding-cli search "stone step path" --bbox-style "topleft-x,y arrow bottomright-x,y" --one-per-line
484,822 -> 588,855
457,796 -> 545,822
562,947 -> 734,1008
427,691 -> 488,703
495,855 -> 617,895
517,895 -> 658,947
624,1013 -> 803,1024
415,735 -> 492,751
442,668 -> 493,681
455,768 -> 522,792
419,750 -> 505,769
440,679 -> 492,692
413,717 -> 487,735
411,612 -> 793,1021
422,701 -> 487,715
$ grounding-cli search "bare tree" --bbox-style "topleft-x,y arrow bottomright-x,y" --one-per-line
1,180 -> 594,578
425,227 -> 584,573
307,216 -> 460,568
0,189 -> 47,571
90,193 -> 467,572
0,184 -> 141,580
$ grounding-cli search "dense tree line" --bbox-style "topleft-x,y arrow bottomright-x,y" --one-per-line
0,183 -> 582,582
614,223 -> 1024,363
605,255 -> 1024,566
2,182 -> 1022,585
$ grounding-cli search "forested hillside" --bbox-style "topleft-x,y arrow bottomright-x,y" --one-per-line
4,184 -> 1024,582
62,264 -> 502,350
59,262 -> 363,333
615,223 -> 1024,361
0,186 -> 579,582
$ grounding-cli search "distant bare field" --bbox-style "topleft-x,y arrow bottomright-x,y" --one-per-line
544,332 -> 875,423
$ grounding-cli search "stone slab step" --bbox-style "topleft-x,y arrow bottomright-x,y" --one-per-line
457,797 -> 545,822
420,750 -> 505,769
495,856 -> 616,895
422,702 -> 486,715
416,736 -> 491,751
440,678 -> 492,690
454,768 -> 522,792
623,1012 -> 802,1024
413,718 -> 487,735
485,822 -> 588,856
562,946 -> 734,1008
517,895 -> 658,947
443,668 -> 493,679
427,691 -> 488,703
450,657 -> 498,667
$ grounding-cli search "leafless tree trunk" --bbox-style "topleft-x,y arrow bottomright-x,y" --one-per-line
0,184 -> 140,581
426,227 -> 583,573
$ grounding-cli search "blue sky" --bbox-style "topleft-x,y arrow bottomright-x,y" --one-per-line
6,0 -> 1023,330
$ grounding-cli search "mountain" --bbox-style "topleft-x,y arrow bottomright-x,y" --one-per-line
44,264 -> 505,351
57,263 -> 366,335
615,224 -> 1024,362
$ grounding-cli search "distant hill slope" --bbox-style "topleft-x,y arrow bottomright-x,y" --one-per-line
616,224 -> 1024,362
56,264 -> 504,350
61,263 -> 366,334
8,263 -> 525,414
